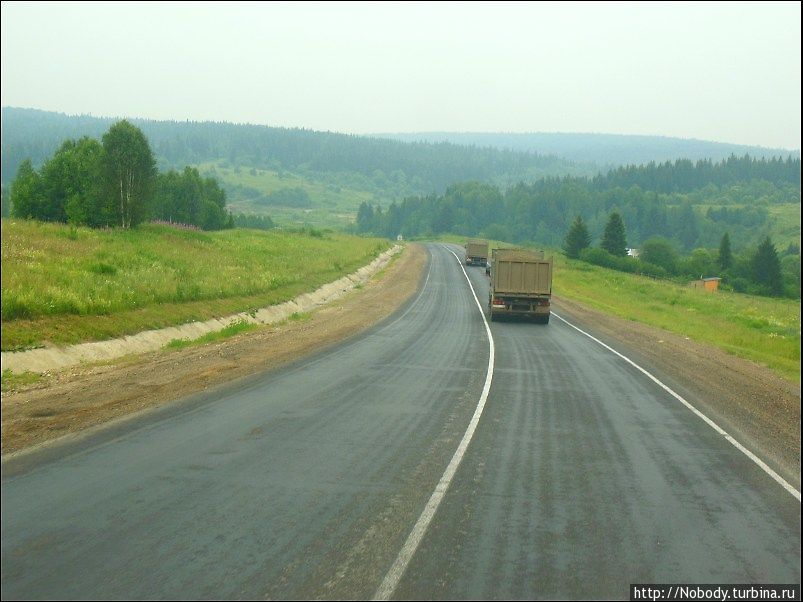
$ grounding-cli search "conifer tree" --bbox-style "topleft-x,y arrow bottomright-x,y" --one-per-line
563,214 -> 591,258
601,211 -> 627,256
751,237 -> 783,296
718,232 -> 732,270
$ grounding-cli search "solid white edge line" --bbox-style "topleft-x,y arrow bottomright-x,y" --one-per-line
552,311 -> 801,502
372,245 -> 496,601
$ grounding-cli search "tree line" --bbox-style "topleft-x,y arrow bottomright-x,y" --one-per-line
354,155 -> 799,252
8,121 -> 232,230
563,214 -> 797,298
381,132 -> 799,167
354,155 -> 800,299
592,155 -> 800,194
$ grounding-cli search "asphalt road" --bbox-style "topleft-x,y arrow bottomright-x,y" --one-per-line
2,244 -> 800,600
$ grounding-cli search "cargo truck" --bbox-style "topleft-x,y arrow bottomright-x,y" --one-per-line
488,248 -> 553,323
464,240 -> 489,267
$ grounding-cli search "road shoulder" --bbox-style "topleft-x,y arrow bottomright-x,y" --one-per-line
1,244 -> 428,457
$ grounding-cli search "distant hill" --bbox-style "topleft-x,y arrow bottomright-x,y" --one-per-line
375,132 -> 799,167
0,108 -> 595,194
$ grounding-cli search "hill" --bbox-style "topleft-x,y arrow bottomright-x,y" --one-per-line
377,132 -> 799,167
1,108 -> 594,198
4,108 -> 799,237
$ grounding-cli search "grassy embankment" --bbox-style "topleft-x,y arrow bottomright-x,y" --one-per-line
553,255 -> 800,382
1,219 -> 389,351
435,235 -> 800,382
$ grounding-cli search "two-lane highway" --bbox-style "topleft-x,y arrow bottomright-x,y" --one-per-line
2,244 -> 800,600
392,249 -> 799,598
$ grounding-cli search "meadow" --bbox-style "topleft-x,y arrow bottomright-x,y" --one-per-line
1,219 -> 389,350
766,203 -> 802,250
196,161 -> 379,229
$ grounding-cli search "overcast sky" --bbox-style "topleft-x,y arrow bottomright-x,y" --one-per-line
1,1 -> 800,149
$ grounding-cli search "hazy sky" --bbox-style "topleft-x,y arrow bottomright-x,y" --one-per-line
1,1 -> 800,149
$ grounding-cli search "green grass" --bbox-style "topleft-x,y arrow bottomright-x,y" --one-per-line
164,319 -> 259,350
196,162 -> 379,228
257,206 -> 358,230
1,369 -> 44,392
199,162 -> 374,206
553,254 -> 801,382
766,203 -> 802,250
2,219 -> 389,350
693,202 -> 801,250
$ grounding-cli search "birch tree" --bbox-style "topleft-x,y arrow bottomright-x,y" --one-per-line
102,121 -> 156,228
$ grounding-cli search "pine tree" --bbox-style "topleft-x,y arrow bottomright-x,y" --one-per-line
751,237 -> 783,296
718,232 -> 732,270
601,211 -> 627,256
563,214 -> 591,258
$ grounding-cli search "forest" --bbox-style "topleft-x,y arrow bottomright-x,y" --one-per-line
380,132 -> 799,166
7,121 -> 231,230
355,155 -> 798,246
1,108 -> 591,199
355,155 -> 801,298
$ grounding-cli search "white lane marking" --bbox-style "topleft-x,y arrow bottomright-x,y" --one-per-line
373,246 -> 496,601
552,312 -> 801,502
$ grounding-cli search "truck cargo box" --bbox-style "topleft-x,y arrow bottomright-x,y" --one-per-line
464,240 -> 489,266
488,248 -> 552,323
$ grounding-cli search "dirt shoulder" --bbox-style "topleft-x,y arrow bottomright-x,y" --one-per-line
553,295 -> 801,490
1,244 -> 427,456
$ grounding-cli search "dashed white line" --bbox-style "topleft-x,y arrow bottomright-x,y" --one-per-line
373,246 -> 495,600
552,311 -> 801,501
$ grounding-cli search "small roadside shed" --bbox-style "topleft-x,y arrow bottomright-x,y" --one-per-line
689,277 -> 721,292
